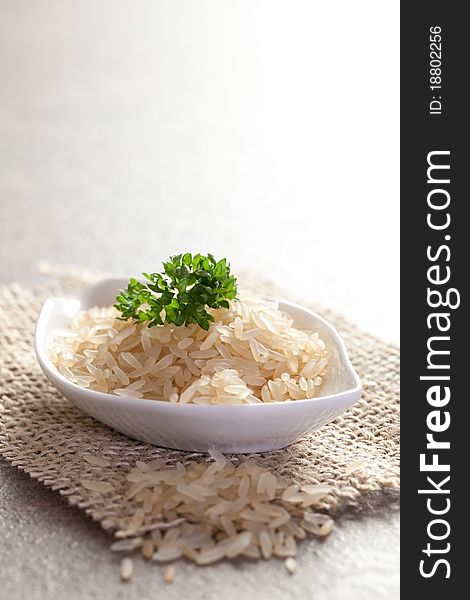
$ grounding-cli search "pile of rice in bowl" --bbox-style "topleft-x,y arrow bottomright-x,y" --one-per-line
50,292 -> 329,404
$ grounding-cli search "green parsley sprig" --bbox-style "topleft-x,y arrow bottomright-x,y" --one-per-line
114,253 -> 238,330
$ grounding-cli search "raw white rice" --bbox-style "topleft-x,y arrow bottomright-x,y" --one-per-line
119,557 -> 133,581
106,450 -> 334,570
285,557 -> 297,574
141,538 -> 154,559
163,564 -> 176,583
111,537 -> 143,552
81,479 -> 114,494
50,292 -> 329,405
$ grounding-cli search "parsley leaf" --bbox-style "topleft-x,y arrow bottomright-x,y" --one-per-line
114,254 -> 238,330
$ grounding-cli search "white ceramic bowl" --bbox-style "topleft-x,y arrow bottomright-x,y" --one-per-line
34,279 -> 361,453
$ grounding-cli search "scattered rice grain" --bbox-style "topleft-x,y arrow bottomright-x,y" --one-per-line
120,558 -> 133,582
164,565 -> 176,583
285,557 -> 297,574
81,480 -> 113,493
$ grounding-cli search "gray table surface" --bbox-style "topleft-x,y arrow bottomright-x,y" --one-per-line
0,1 -> 399,598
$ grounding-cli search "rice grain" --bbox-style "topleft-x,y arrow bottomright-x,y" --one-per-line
81,480 -> 113,493
120,558 -> 133,582
285,557 -> 297,574
164,565 -> 176,583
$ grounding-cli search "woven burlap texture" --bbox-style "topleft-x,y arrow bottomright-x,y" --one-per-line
0,269 -> 399,535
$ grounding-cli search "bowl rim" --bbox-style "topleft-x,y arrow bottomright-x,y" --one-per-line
34,279 -> 362,411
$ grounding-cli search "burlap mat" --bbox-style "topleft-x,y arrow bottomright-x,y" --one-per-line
0,267 -> 399,536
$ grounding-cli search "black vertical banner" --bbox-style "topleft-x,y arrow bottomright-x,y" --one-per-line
401,1 -> 467,596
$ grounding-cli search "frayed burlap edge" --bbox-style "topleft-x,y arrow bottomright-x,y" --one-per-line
0,265 -> 399,534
